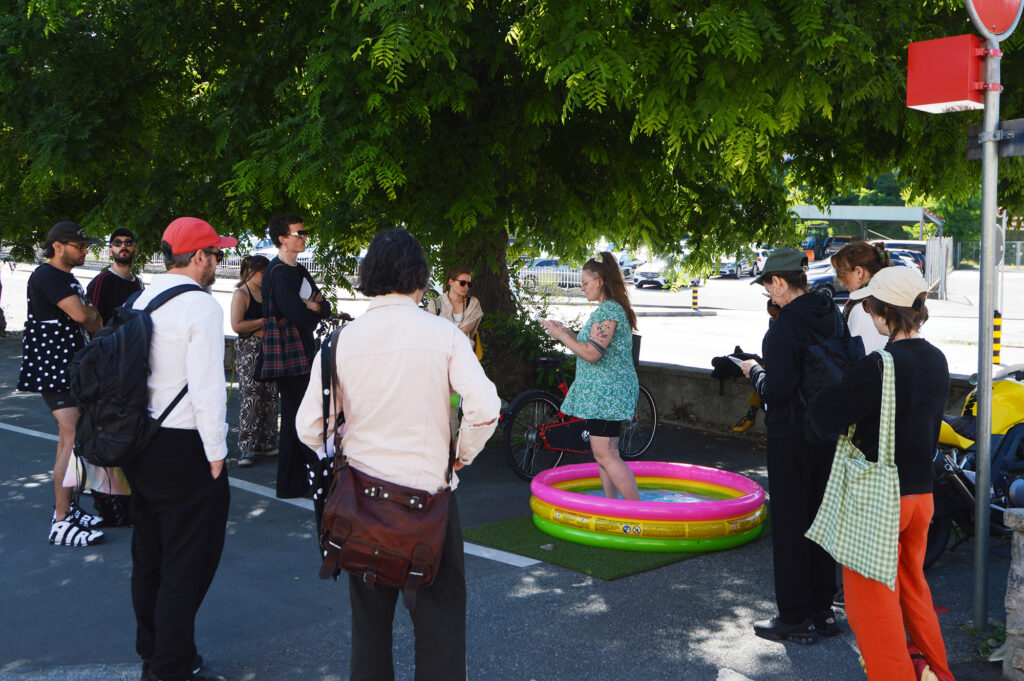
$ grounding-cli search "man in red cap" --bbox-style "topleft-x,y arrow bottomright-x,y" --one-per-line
121,217 -> 236,681
18,221 -> 106,547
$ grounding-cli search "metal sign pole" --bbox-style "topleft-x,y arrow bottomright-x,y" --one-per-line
974,36 -> 1000,631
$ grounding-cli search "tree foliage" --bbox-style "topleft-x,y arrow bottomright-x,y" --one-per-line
5,0 -> 1024,392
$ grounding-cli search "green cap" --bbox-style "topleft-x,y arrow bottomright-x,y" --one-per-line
751,248 -> 808,285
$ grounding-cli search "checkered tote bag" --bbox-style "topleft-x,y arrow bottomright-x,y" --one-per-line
805,350 -> 900,589
259,265 -> 311,380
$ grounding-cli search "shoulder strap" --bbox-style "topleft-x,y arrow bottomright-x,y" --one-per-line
875,350 -> 896,467
143,283 -> 202,422
143,283 -> 203,314
322,327 -> 344,454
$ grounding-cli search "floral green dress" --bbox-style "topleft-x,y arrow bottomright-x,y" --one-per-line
559,300 -> 638,421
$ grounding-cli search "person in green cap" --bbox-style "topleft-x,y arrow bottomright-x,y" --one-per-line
739,247 -> 848,645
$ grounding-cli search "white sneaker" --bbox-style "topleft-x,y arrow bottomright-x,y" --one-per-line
49,518 -> 104,546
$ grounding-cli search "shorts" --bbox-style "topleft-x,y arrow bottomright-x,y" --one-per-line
586,418 -> 621,438
42,390 -> 77,411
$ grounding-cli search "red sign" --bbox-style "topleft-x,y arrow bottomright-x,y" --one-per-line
969,0 -> 1023,37
907,34 -> 985,113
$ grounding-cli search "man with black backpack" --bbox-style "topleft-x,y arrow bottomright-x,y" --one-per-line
120,217 -> 235,681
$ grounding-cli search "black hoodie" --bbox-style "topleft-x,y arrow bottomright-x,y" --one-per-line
749,291 -> 848,437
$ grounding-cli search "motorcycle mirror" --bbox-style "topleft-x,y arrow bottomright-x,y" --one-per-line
970,373 -> 978,386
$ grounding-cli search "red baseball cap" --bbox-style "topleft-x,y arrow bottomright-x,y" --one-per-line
162,217 -> 237,255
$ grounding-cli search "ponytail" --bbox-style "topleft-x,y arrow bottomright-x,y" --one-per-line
583,251 -> 638,330
237,254 -> 270,288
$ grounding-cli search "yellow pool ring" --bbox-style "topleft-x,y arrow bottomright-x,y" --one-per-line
530,495 -> 767,539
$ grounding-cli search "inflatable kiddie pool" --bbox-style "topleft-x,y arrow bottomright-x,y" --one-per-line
529,461 -> 767,552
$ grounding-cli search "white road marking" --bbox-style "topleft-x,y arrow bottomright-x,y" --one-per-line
0,422 -> 59,442
0,421 -> 538,568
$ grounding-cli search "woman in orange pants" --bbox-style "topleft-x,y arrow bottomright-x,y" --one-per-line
808,267 -> 954,681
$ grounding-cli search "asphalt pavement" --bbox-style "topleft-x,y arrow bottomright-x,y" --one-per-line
0,332 -> 1012,681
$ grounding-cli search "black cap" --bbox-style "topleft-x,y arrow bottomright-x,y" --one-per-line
45,221 -> 101,247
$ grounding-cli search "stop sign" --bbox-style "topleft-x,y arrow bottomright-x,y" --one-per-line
968,0 -> 1024,39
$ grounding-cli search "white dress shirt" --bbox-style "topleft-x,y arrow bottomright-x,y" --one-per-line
297,293 -> 500,492
133,273 -> 229,462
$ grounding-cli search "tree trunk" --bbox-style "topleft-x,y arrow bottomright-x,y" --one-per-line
442,226 -> 534,401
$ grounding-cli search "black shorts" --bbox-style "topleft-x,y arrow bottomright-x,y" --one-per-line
41,390 -> 77,411
587,418 -> 621,438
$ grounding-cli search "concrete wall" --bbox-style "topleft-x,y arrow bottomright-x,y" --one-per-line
636,360 -> 974,434
224,336 -> 975,432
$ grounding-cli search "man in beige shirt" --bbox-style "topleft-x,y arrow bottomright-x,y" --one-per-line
296,228 -> 498,681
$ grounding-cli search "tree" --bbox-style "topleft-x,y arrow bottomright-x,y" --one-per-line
5,0 -> 1024,394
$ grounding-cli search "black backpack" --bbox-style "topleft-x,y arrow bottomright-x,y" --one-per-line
70,284 -> 202,467
798,308 -> 866,400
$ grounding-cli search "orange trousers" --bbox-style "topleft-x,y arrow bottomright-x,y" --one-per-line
843,494 -> 954,681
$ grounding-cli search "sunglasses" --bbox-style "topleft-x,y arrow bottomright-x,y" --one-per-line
61,242 -> 89,252
110,239 -> 135,247
453,279 -> 473,288
203,249 -> 225,263
288,230 -> 310,238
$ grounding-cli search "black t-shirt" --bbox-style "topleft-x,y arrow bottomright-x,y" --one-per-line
86,268 -> 144,324
27,263 -> 87,324
807,339 -> 950,495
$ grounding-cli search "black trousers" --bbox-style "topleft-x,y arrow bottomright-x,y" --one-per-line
765,433 -> 837,623
348,494 -> 467,681
275,372 -> 317,499
124,428 -> 230,681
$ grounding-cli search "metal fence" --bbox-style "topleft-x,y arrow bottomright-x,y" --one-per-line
956,241 -> 1024,269
515,265 -> 584,290
0,247 -> 332,280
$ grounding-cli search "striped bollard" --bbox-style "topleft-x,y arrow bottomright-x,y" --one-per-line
691,284 -> 699,310
995,311 -> 1003,365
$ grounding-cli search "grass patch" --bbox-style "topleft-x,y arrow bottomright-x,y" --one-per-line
463,515 -> 769,581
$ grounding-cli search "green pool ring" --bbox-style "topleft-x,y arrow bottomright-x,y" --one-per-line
532,514 -> 763,553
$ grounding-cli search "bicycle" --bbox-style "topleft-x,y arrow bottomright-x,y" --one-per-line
501,355 -> 658,481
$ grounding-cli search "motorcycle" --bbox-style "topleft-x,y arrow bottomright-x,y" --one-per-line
926,363 -> 1024,568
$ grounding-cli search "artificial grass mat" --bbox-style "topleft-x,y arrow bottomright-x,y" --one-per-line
463,515 -> 771,581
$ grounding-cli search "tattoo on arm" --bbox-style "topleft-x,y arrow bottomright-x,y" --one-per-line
589,320 -> 617,351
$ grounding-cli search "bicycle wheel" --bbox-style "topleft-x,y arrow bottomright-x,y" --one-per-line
619,384 -> 657,458
503,390 -> 565,481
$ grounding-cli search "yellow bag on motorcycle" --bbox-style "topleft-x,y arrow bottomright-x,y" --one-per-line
806,350 -> 901,589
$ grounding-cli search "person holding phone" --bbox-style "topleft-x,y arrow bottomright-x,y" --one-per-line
539,252 -> 641,501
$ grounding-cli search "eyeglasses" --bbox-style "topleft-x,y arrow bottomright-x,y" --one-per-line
110,239 -> 135,247
203,249 -> 225,263
454,279 -> 473,288
61,242 -> 89,252
288,230 -> 309,238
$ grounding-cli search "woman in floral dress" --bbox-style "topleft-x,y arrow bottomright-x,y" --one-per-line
539,252 -> 640,500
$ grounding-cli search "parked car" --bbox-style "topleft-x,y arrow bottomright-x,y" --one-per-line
750,248 -> 772,277
717,254 -> 756,278
807,264 -> 848,300
888,248 -> 925,273
634,260 -> 668,289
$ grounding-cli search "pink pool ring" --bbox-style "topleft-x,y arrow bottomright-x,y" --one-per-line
530,461 -> 765,522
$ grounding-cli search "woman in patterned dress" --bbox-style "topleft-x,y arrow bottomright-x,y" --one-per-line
539,252 -> 640,500
230,255 -> 279,467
